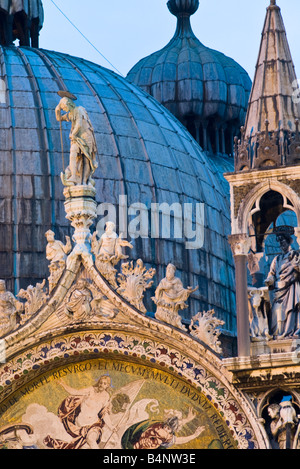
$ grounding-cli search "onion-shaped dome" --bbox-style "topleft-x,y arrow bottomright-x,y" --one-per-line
0,45 -> 235,332
127,0 -> 252,155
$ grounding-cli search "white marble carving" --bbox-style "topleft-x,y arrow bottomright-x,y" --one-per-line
153,264 -> 198,330
91,222 -> 133,288
55,92 -> 98,187
117,259 -> 156,313
0,280 -> 24,338
45,230 -> 72,292
18,280 -> 48,326
248,287 -> 272,340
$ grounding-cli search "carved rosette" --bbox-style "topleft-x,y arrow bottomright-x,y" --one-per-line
228,234 -> 252,257
63,185 -> 97,262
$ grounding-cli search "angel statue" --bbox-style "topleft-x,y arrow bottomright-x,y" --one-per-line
91,222 -> 133,288
55,91 -> 98,187
152,263 -> 198,330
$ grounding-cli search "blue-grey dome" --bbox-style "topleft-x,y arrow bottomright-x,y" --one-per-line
127,0 -> 252,154
0,45 -> 235,332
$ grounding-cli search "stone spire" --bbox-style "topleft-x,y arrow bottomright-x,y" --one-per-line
234,0 -> 300,171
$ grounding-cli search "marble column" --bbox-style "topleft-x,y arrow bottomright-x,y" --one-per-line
229,234 -> 252,357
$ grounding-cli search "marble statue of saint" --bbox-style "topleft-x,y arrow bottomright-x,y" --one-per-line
91,222 -> 133,288
0,279 -> 24,337
153,263 -> 198,330
265,233 -> 300,338
45,230 -> 72,292
55,92 -> 98,187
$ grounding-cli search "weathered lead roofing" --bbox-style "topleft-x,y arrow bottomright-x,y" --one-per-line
126,0 -> 252,154
0,46 -> 236,332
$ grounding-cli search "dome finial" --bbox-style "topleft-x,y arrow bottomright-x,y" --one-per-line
167,0 -> 199,18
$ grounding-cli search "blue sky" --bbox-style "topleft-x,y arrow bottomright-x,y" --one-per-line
40,0 -> 300,81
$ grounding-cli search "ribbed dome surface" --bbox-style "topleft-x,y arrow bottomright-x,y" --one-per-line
127,0 -> 252,149
0,46 -> 236,331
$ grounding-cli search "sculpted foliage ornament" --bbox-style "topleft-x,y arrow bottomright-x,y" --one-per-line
117,259 -> 156,313
55,92 -> 98,187
265,232 -> 300,339
189,309 -> 224,354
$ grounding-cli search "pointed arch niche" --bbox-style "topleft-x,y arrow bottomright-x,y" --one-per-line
233,180 -> 300,289
231,180 -> 300,253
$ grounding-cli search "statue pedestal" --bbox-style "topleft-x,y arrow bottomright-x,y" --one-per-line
63,185 -> 97,260
250,338 -> 300,356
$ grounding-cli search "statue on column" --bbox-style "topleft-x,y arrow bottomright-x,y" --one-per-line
152,263 -> 198,330
55,92 -> 98,187
265,230 -> 300,339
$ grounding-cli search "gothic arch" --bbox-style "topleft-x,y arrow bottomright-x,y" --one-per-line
237,181 -> 300,235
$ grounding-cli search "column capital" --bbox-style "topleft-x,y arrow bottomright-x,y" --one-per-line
228,234 -> 251,257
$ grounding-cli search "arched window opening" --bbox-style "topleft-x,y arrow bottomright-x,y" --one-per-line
251,191 -> 295,253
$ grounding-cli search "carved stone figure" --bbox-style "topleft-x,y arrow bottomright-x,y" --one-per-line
265,232 -> 300,338
55,93 -> 98,187
17,279 -> 48,325
152,264 -> 198,330
0,279 -> 24,338
122,408 -> 205,450
62,280 -> 93,321
117,259 -> 156,313
91,222 -> 133,288
248,287 -> 272,340
268,400 -> 300,449
0,0 -> 44,47
189,309 -> 224,354
45,230 -> 72,292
